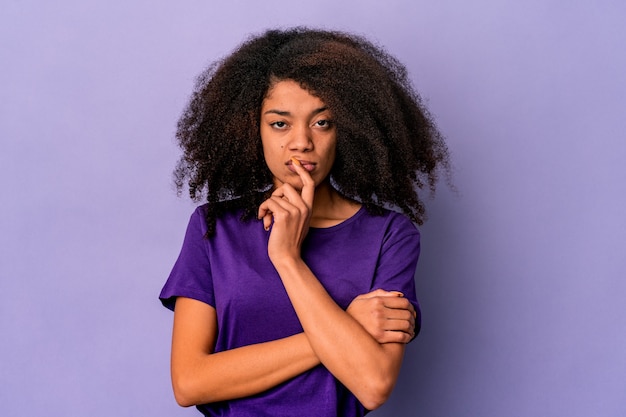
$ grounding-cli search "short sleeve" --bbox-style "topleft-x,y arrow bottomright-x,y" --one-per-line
159,206 -> 215,311
372,214 -> 422,335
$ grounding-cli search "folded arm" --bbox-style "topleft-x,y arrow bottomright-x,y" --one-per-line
170,290 -> 414,408
257,160 -> 417,410
271,259 -> 410,410
170,296 -> 319,406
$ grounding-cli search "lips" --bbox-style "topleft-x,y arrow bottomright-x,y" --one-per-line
286,159 -> 316,172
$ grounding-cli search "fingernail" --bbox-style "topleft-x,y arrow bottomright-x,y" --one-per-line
291,157 -> 302,167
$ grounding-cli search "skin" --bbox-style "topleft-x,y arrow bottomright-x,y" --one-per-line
258,79 -> 352,229
170,80 -> 417,410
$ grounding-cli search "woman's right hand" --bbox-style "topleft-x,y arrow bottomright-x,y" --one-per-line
346,289 -> 416,344
257,158 -> 315,265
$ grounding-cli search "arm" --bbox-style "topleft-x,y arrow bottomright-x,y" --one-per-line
258,162 -> 416,410
272,258 -> 408,410
169,167 -> 416,407
171,292 -> 414,407
170,296 -> 319,407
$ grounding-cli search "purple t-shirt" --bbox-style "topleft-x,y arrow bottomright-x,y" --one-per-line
160,204 -> 421,417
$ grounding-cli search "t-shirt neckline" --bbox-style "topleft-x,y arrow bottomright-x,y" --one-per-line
308,205 -> 367,234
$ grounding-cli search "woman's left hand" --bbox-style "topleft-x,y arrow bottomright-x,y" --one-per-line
258,158 -> 315,262
347,289 -> 416,344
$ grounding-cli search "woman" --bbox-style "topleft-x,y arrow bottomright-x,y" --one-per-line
160,28 -> 449,416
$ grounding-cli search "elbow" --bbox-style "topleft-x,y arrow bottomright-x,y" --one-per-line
360,394 -> 389,411
171,357 -> 222,407
361,398 -> 386,412
174,394 -> 194,408
359,392 -> 389,412
172,377 -> 195,407
356,377 -> 395,411
172,373 -> 204,408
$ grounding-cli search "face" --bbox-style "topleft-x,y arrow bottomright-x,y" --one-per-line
260,80 -> 337,190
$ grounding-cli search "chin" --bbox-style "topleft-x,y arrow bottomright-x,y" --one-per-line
273,177 -> 312,192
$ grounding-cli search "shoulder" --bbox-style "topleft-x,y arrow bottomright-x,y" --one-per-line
193,201 -> 243,219
359,206 -> 420,237
191,201 -> 254,232
335,206 -> 419,254
361,208 -> 421,258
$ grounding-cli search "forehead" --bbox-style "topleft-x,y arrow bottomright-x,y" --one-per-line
262,80 -> 326,109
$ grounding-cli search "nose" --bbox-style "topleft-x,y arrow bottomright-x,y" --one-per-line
287,124 -> 313,152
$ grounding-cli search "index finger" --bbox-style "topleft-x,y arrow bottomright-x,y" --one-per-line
290,157 -> 315,208
358,289 -> 404,300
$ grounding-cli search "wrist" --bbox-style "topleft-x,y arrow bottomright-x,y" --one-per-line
272,256 -> 308,280
270,254 -> 305,275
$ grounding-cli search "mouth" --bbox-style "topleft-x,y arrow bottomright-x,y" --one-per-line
286,158 -> 316,172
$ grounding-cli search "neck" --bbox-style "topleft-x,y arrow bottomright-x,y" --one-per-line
310,180 -> 361,228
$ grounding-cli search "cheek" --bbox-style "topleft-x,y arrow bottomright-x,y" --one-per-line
324,140 -> 338,166
261,144 -> 283,175
260,135 -> 277,162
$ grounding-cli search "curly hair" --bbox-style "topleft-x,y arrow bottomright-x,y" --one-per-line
174,27 -> 450,236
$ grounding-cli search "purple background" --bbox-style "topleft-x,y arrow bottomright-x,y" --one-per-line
1,1 -> 625,416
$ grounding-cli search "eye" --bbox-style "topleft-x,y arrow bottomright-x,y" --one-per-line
270,121 -> 287,129
314,119 -> 333,129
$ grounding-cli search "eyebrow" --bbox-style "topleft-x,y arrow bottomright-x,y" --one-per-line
263,107 -> 329,117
